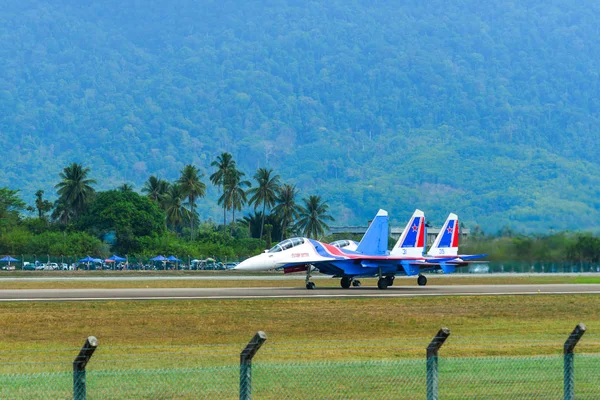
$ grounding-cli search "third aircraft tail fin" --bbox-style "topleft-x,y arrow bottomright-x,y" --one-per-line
427,213 -> 459,257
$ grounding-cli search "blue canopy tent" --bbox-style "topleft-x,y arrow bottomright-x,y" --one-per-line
149,255 -> 167,270
78,255 -> 97,270
167,255 -> 182,270
106,254 -> 127,270
0,256 -> 19,270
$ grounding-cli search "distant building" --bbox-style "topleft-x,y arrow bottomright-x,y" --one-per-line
328,225 -> 470,246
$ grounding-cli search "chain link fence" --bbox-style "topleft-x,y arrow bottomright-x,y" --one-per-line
1,356 -> 598,399
0,327 -> 598,399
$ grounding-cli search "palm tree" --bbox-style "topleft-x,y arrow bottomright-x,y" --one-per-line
51,199 -> 75,225
239,212 -> 263,239
210,152 -> 235,230
219,168 -> 251,236
162,183 -> 190,233
247,168 -> 280,239
142,176 -> 170,203
177,164 -> 206,240
34,190 -> 53,219
54,162 -> 97,222
273,184 -> 300,240
296,195 -> 334,239
118,183 -> 134,192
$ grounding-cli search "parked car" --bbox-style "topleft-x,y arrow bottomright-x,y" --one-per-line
23,262 -> 35,271
45,263 -> 59,270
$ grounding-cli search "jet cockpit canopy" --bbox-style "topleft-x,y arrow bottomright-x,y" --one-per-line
268,237 -> 305,253
330,240 -> 353,248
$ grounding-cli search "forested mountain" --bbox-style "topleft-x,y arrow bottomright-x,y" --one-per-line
1,0 -> 600,232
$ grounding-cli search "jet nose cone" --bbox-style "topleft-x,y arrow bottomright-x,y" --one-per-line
234,258 -> 258,271
233,260 -> 249,270
234,254 -> 273,271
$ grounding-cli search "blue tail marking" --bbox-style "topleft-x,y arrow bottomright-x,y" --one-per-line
356,210 -> 389,256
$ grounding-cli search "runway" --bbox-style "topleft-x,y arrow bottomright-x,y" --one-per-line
1,272 -> 598,282
1,284 -> 599,301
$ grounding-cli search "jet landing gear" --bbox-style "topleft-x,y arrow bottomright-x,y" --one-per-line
305,264 -> 315,289
340,277 -> 351,289
417,274 -> 428,286
377,276 -> 394,290
340,277 -> 361,289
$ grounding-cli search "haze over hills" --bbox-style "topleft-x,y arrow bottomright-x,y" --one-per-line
1,0 -> 600,233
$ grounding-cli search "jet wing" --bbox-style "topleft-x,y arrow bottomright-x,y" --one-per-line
408,258 -> 488,274
275,257 -> 337,270
456,254 -> 488,261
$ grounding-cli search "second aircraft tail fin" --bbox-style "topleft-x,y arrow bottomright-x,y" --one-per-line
390,209 -> 425,257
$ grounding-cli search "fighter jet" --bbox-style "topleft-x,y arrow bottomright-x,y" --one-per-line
235,209 -> 473,289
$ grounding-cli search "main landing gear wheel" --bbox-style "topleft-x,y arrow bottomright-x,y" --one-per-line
352,279 -> 361,287
417,274 -> 427,286
385,276 -> 395,287
306,282 -> 316,290
340,277 -> 351,289
377,277 -> 389,290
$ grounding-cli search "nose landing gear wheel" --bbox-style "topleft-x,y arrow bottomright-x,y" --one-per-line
305,264 -> 315,289
417,274 -> 427,286
377,278 -> 389,290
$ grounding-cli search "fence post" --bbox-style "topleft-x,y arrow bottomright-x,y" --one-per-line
564,323 -> 586,400
73,336 -> 98,400
426,327 -> 450,400
240,331 -> 267,400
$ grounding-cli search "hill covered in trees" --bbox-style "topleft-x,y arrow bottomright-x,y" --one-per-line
1,0 -> 600,232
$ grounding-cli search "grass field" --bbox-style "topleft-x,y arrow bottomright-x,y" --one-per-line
1,294 -> 598,362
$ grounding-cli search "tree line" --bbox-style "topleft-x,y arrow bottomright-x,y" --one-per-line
461,228 -> 600,264
2,152 -> 600,263
0,153 -> 334,260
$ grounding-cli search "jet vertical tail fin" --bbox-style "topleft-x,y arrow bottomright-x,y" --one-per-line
356,209 -> 389,255
390,209 -> 425,257
427,213 -> 459,257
